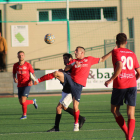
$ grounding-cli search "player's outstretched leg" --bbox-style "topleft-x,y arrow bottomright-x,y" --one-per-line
30,73 -> 39,85
30,72 -> 55,85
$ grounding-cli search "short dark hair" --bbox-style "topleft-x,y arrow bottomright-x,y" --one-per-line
63,53 -> 73,59
116,33 -> 127,45
76,46 -> 85,51
17,51 -> 25,55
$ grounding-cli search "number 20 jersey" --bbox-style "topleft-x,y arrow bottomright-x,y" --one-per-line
112,48 -> 140,89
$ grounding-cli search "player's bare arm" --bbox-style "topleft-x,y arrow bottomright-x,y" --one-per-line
13,73 -> 18,83
104,61 -> 122,87
99,46 -> 117,63
64,62 -> 75,71
135,67 -> 140,80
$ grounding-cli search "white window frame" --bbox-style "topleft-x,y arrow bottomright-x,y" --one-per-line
37,7 -> 117,25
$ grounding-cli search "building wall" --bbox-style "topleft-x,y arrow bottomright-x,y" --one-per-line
0,0 -> 139,71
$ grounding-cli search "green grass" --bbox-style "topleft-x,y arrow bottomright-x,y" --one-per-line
0,94 -> 140,140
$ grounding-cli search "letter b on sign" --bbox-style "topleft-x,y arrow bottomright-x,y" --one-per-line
97,69 -> 103,79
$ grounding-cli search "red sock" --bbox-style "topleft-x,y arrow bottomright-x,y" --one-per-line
38,73 -> 54,83
128,119 -> 135,140
26,100 -> 33,105
74,110 -> 80,124
22,102 -> 27,116
22,100 -> 33,116
115,115 -> 128,138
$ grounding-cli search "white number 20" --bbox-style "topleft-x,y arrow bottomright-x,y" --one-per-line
121,56 -> 133,70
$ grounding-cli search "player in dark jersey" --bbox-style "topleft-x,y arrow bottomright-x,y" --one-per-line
105,33 -> 140,140
31,47 -> 114,131
13,51 -> 38,119
31,53 -> 86,131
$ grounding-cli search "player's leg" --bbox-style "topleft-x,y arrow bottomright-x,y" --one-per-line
127,106 -> 135,140
111,104 -> 128,138
73,97 -> 80,131
47,102 -> 62,132
111,88 -> 128,138
30,71 -> 64,85
62,93 -> 86,129
19,86 -> 38,119
125,87 -> 137,140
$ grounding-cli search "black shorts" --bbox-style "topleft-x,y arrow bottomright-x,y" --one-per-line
63,73 -> 83,102
111,87 -> 137,106
18,86 -> 31,99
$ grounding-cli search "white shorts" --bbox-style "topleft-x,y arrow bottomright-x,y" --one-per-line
59,92 -> 72,108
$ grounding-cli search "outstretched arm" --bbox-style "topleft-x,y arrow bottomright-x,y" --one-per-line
99,46 -> 117,63
99,50 -> 112,63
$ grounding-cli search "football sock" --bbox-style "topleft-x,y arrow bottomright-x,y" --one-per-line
115,115 -> 128,138
26,100 -> 34,105
22,100 -> 34,116
128,119 -> 135,140
65,107 -> 74,116
74,110 -> 80,124
38,73 -> 54,83
55,114 -> 62,129
65,107 -> 83,120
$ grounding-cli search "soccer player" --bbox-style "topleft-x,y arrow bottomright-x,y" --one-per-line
31,53 -> 86,132
13,51 -> 38,119
31,46 -> 114,131
47,53 -> 86,132
104,33 -> 140,140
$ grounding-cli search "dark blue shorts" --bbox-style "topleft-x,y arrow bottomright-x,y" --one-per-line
63,73 -> 83,102
18,86 -> 31,99
111,87 -> 137,106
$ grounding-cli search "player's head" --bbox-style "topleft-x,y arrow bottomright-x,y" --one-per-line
17,51 -> 25,61
63,53 -> 73,65
116,33 -> 127,47
75,46 -> 85,59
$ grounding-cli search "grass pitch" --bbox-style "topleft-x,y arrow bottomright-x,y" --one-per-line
0,93 -> 140,140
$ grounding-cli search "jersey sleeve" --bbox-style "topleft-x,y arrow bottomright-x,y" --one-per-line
89,56 -> 100,65
134,54 -> 140,69
28,63 -> 34,73
112,49 -> 122,64
13,64 -> 16,74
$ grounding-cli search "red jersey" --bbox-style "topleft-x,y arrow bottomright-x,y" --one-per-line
13,61 -> 34,87
69,56 -> 100,86
112,48 -> 140,89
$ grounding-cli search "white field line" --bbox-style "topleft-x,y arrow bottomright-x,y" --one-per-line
0,128 -> 140,136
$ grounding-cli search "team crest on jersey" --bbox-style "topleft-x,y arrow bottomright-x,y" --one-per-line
84,59 -> 88,62
23,66 -> 27,70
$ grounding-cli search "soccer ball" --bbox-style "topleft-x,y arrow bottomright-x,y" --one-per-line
44,33 -> 55,44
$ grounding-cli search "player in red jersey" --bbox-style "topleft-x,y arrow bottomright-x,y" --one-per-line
13,51 -> 38,119
105,33 -> 140,140
31,46 -> 114,131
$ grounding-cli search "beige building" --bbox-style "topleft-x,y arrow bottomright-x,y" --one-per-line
0,0 -> 139,71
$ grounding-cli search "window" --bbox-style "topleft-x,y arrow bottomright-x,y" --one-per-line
69,8 -> 100,20
39,11 -> 49,21
38,7 -> 117,22
103,7 -> 117,21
